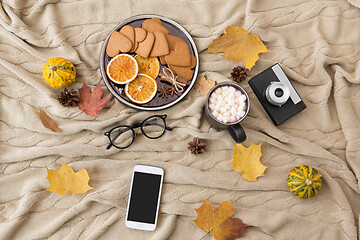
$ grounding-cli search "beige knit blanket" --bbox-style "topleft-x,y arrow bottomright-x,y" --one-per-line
1,0 -> 360,239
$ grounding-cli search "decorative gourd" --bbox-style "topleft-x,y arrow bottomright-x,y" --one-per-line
287,165 -> 322,199
43,57 -> 76,88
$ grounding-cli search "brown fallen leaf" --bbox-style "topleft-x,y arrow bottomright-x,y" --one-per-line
78,82 -> 110,116
194,198 -> 247,240
194,76 -> 215,96
45,162 -> 93,195
232,143 -> 267,182
207,26 -> 269,70
39,107 -> 62,132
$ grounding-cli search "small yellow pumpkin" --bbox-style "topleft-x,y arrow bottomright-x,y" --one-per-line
43,57 -> 76,88
287,165 -> 322,199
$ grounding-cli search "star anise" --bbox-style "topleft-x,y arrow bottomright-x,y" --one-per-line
231,66 -> 247,82
188,137 -> 206,155
58,88 -> 79,107
168,85 -> 179,97
158,86 -> 170,100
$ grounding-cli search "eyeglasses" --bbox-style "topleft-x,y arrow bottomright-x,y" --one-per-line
104,115 -> 172,149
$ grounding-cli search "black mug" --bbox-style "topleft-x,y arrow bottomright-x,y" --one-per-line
204,82 -> 250,143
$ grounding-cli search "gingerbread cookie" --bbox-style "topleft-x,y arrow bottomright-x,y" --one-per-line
150,31 -> 170,57
134,27 -> 147,43
190,55 -> 197,69
130,41 -> 139,53
169,65 -> 193,82
165,34 -> 183,50
159,56 -> 167,65
164,40 -> 191,67
142,18 -> 170,34
150,17 -> 162,25
120,25 -> 135,45
106,31 -> 132,57
135,32 -> 155,58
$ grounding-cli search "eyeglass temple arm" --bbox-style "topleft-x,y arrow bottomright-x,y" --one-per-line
106,142 -> 113,150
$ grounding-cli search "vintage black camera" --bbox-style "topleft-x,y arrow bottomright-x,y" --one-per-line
248,63 -> 306,125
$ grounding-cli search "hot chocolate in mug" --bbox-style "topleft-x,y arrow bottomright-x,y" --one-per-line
204,82 -> 250,143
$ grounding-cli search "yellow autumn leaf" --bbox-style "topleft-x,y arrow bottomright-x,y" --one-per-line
194,76 -> 216,96
45,162 -> 93,195
194,198 -> 247,240
232,143 -> 267,182
207,26 -> 269,70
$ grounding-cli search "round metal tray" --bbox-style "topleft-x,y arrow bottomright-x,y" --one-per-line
100,14 -> 199,111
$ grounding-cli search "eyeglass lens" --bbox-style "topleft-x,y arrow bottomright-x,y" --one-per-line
109,126 -> 134,148
142,116 -> 166,138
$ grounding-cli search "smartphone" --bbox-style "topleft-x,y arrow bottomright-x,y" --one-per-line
125,165 -> 164,231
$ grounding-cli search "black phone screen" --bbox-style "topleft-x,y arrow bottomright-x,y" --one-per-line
127,172 -> 162,224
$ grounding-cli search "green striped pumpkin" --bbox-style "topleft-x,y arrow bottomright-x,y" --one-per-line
43,57 -> 76,88
287,165 -> 322,199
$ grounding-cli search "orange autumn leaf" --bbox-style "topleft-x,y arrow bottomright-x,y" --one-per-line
232,143 -> 267,182
194,76 -> 216,96
45,162 -> 93,195
39,107 -> 62,132
194,198 -> 247,240
78,82 -> 110,116
207,26 -> 269,70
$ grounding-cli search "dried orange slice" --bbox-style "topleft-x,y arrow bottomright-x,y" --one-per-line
106,54 -> 138,84
134,55 -> 160,80
125,74 -> 158,104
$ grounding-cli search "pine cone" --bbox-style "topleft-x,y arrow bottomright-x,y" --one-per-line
188,137 -> 206,155
231,66 -> 247,82
58,88 -> 79,107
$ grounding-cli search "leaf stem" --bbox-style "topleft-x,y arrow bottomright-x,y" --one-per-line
199,232 -> 210,240
73,207 -> 84,220
67,111 -> 84,119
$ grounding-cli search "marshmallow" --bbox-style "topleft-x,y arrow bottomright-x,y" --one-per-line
223,117 -> 231,123
217,114 -> 224,122
212,110 -> 219,118
239,94 -> 247,103
220,107 -> 227,113
242,104 -> 247,111
215,88 -> 222,94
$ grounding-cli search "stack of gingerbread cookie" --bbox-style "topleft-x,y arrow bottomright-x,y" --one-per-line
106,17 -> 197,82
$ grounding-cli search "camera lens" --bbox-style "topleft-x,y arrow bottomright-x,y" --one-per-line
265,82 -> 290,106
275,88 -> 284,97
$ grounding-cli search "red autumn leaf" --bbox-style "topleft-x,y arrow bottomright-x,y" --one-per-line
78,82 -> 110,116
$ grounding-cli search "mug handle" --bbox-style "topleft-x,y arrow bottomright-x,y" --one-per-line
227,124 -> 246,143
